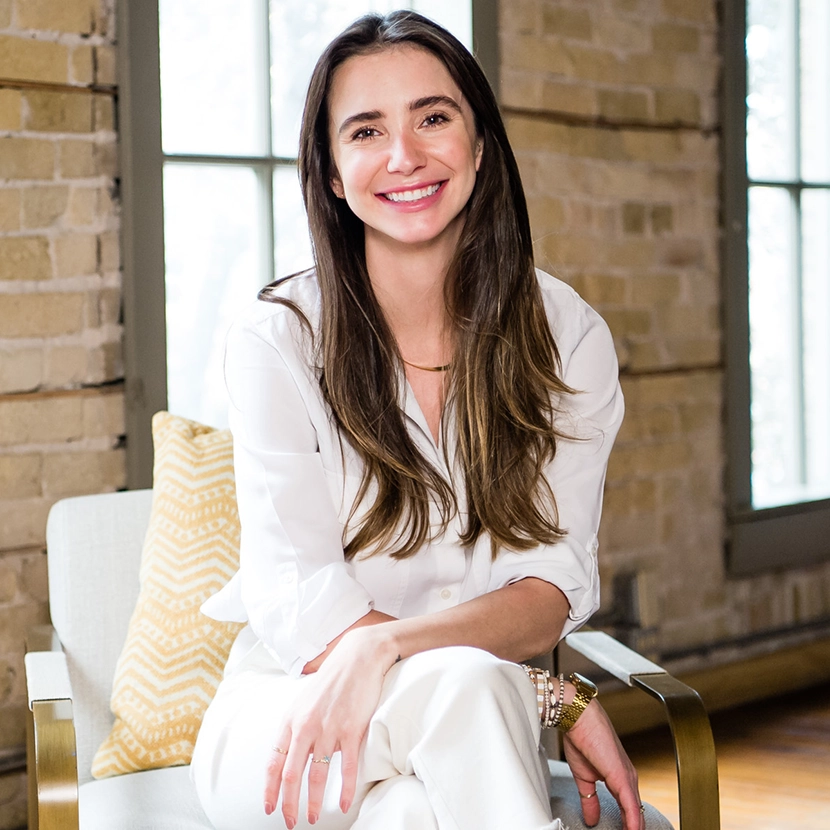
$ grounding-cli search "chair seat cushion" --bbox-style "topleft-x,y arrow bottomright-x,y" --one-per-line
548,759 -> 674,829
76,761 -> 673,829
79,766 -> 214,830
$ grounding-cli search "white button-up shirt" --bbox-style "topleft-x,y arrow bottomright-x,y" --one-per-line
202,269 -> 624,678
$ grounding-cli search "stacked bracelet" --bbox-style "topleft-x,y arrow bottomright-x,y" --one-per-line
521,666 -> 567,729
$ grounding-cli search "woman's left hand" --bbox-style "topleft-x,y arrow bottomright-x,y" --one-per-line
263,624 -> 396,828
562,697 -> 644,830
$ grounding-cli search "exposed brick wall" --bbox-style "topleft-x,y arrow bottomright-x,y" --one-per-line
503,0 -> 830,658
0,1 -> 121,825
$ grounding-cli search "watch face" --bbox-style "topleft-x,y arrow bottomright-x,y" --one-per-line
572,673 -> 599,697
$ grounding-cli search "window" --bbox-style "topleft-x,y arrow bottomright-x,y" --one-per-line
118,0 -> 497,488
723,0 -> 830,572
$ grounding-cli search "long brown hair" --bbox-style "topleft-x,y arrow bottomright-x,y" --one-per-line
262,11 -> 572,559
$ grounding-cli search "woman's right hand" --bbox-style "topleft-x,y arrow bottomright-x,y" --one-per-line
263,621 -> 398,828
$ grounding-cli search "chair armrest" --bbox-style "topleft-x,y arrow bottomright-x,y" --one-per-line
25,625 -> 80,830
566,630 -> 720,830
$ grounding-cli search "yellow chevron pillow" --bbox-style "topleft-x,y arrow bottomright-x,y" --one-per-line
91,411 -> 244,778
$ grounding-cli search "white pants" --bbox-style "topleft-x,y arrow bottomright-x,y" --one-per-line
191,637 -> 564,830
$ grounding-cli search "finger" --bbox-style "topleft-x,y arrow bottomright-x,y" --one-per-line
338,737 -> 361,815
574,777 -> 601,828
280,744 -> 309,830
306,745 -> 335,825
263,736 -> 291,817
605,770 -> 641,830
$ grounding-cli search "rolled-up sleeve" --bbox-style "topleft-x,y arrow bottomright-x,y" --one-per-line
486,291 -> 623,638
202,312 -> 374,677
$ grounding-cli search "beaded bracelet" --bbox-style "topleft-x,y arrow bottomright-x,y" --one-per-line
522,665 -> 566,729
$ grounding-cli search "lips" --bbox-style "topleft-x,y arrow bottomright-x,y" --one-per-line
381,182 -> 444,203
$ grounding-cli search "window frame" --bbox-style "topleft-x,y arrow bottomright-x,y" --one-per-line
117,0 -> 498,489
722,0 -> 830,574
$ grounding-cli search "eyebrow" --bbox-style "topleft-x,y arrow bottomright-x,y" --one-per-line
337,95 -> 463,135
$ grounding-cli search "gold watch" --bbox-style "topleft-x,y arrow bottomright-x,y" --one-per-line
557,672 -> 598,732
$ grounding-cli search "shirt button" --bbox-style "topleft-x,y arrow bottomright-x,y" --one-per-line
440,588 -> 452,600
281,574 -> 294,584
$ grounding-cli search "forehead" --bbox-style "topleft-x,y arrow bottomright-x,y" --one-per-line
328,45 -> 465,118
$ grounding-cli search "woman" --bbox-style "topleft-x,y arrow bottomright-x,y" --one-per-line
193,10 -> 639,830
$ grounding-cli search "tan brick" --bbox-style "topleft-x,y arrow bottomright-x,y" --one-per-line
0,36 -> 69,85
657,238 -> 704,268
0,454 -> 41,500
24,90 -> 94,133
560,44 -> 624,84
0,347 -> 41,394
54,233 -> 97,277
667,337 -> 720,366
622,202 -> 646,234
603,308 -> 652,337
43,448 -> 126,497
540,81 -> 595,116
0,190 -> 20,232
632,273 -> 682,304
95,45 -> 117,85
0,293 -> 85,337
19,551 -> 48,604
0,137 -> 54,181
661,0 -> 716,23
98,286 -> 120,325
93,95 -> 115,131
0,395 -> 84,446
0,89 -> 21,131
620,130 -> 685,162
65,186 -> 96,227
44,344 -> 87,386
0,562 -> 18,604
21,184 -> 69,228
627,341 -> 663,370
572,273 -> 627,305
15,0 -> 98,34
58,139 -> 95,178
0,0 -> 11,27
99,229 -> 119,271
502,33 -> 574,75
0,499 -> 51,550
653,22 -> 700,53
655,89 -> 701,123
83,391 -> 124,437
598,90 -> 649,121
96,138 -> 118,178
70,44 -> 94,85
0,236 -> 51,280
542,6 -> 592,40
91,340 -> 122,383
651,204 -> 674,234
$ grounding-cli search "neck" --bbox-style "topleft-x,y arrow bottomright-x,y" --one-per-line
364,231 -> 457,353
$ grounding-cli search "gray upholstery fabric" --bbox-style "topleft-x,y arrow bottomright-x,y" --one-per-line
79,766 -> 213,830
46,489 -> 154,785
548,760 -> 673,829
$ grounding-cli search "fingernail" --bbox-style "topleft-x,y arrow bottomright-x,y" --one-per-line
308,813 -> 318,825
340,799 -> 351,814
286,819 -> 296,830
264,802 -> 274,816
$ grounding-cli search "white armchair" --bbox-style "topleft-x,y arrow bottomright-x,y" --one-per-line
26,490 -> 718,829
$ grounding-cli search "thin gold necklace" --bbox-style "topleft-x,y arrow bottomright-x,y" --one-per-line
402,359 -> 451,372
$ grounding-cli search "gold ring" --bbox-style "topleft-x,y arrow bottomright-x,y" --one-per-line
640,804 -> 645,814
312,755 -> 331,764
579,791 -> 597,800
273,746 -> 288,756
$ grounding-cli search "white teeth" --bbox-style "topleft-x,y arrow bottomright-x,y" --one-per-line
384,183 -> 441,202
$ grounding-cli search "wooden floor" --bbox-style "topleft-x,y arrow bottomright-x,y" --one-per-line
621,681 -> 830,830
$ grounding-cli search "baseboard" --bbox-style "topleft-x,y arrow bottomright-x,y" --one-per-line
597,636 -> 830,735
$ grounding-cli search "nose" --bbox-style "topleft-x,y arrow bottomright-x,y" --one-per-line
387,130 -> 426,176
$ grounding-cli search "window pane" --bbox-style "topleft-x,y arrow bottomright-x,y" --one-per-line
164,164 -> 269,428
268,1 -> 472,158
160,0 -> 268,156
269,0 -> 400,159
747,0 -> 797,181
801,189 -> 830,497
748,186 -> 802,507
800,0 -> 830,182
274,166 -> 314,276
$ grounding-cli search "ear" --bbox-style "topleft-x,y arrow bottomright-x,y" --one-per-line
330,175 -> 345,199
474,137 -> 484,171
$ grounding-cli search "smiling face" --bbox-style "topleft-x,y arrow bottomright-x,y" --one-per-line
327,45 -> 483,257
